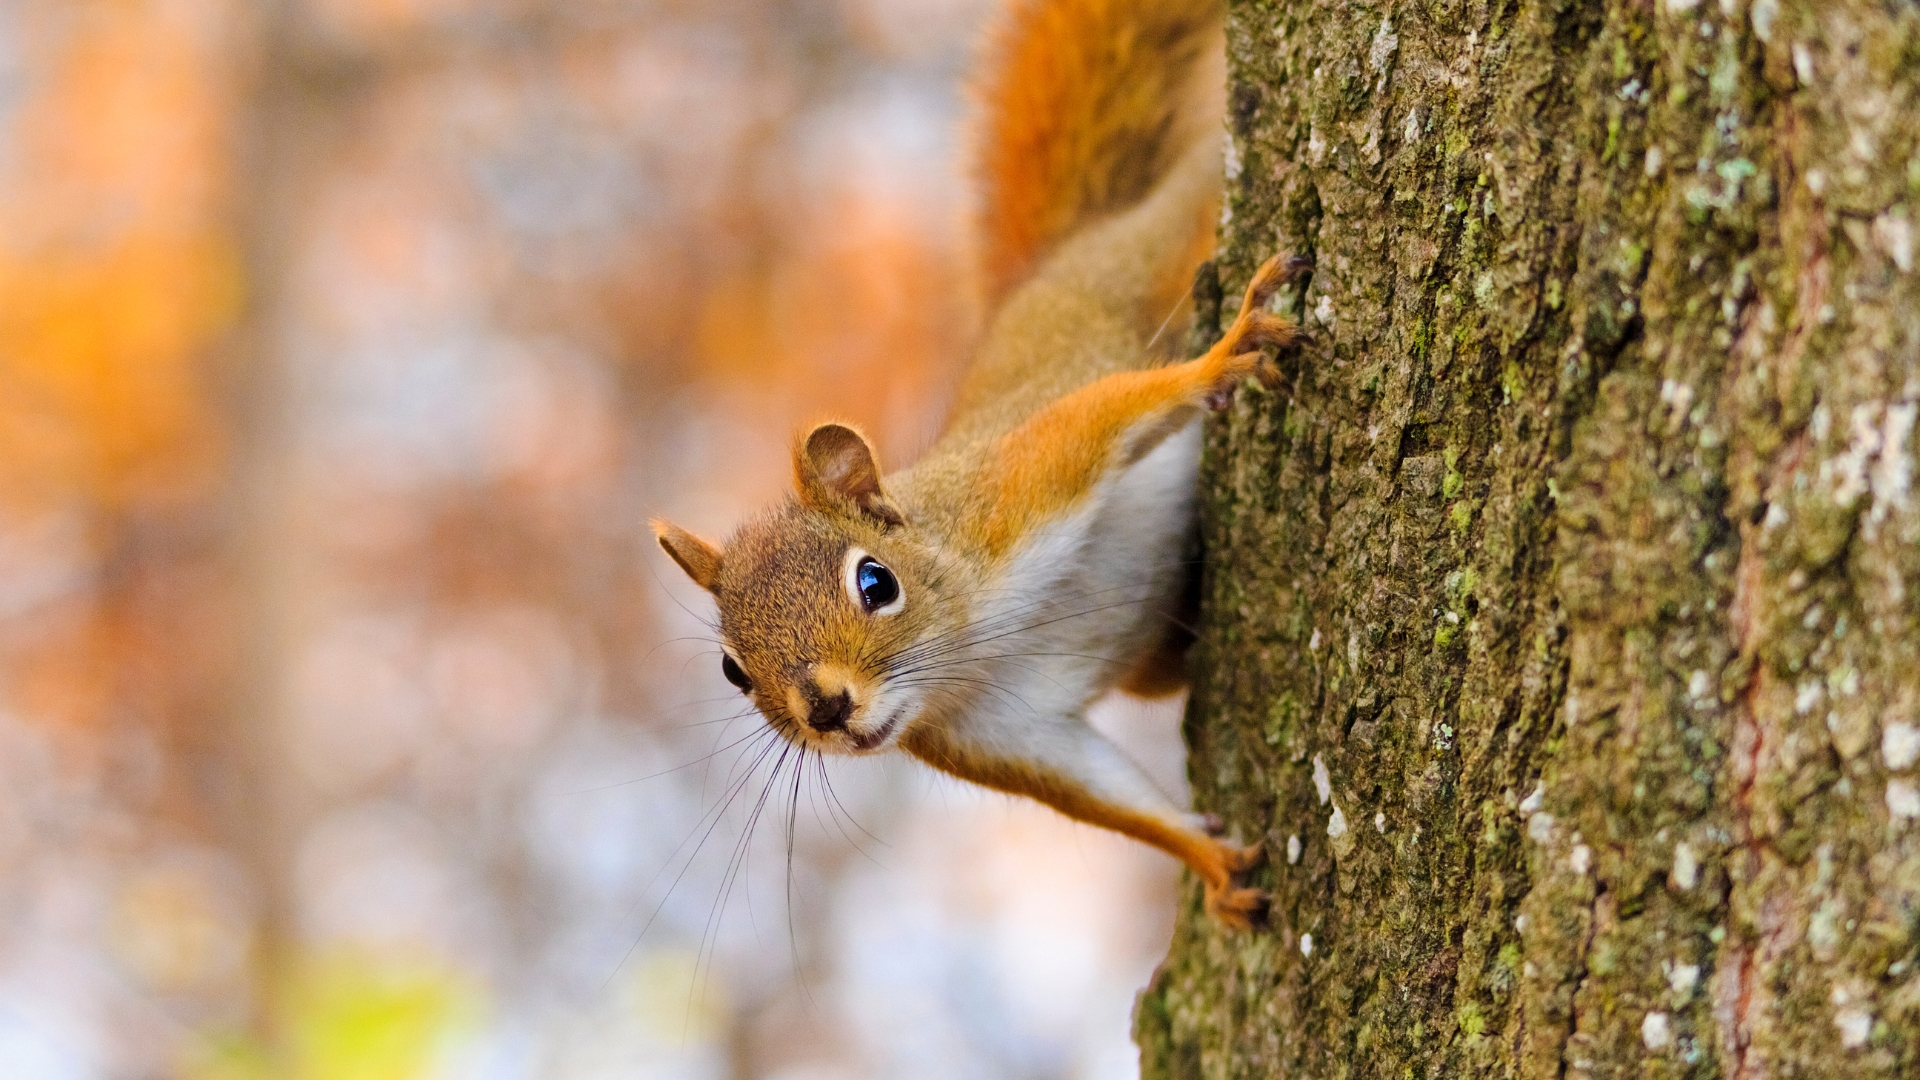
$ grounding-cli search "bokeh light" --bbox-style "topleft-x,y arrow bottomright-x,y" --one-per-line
0,1 -> 1188,1076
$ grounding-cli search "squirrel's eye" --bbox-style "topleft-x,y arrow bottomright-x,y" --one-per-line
720,655 -> 752,693
855,557 -> 900,613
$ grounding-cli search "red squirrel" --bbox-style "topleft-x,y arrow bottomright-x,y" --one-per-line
652,0 -> 1306,929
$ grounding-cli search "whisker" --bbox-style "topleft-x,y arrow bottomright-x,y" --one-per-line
817,757 -> 888,854
784,747 -> 817,1013
884,592 -> 1172,679
635,634 -> 726,672
561,716 -> 764,794
691,738 -> 796,1030
603,723 -> 787,993
873,568 -> 1198,671
893,674 -> 1042,718
643,549 -> 724,634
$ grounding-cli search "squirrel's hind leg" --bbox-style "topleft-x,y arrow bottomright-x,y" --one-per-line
901,716 -> 1269,931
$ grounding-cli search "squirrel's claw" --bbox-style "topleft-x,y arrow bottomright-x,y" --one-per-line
1205,351 -> 1281,410
1209,254 -> 1309,372
1199,836 -> 1268,930
1233,313 -> 1303,357
1241,253 -> 1312,311
1224,839 -> 1266,874
1205,884 -> 1271,931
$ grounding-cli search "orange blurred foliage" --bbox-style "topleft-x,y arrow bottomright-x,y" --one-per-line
0,3 -> 1181,1076
0,1 -> 240,511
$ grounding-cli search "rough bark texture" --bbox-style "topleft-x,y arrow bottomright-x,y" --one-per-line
1136,2 -> 1920,1077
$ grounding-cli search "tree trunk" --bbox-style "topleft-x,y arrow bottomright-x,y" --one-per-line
1136,2 -> 1920,1077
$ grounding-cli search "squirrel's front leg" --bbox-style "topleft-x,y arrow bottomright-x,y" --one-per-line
970,255 -> 1308,555
901,717 -> 1269,930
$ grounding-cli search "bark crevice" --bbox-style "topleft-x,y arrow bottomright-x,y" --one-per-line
1138,2 -> 1920,1077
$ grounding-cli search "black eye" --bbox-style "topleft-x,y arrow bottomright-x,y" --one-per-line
721,655 -> 752,693
855,557 -> 899,612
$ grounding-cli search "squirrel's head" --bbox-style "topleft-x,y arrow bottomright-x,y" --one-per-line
652,423 -> 960,756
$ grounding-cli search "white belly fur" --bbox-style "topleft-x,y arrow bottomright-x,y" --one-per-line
937,418 -> 1201,750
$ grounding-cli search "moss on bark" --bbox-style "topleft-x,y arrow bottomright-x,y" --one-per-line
1138,2 -> 1920,1077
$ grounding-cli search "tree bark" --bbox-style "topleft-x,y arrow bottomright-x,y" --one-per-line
1137,2 -> 1920,1077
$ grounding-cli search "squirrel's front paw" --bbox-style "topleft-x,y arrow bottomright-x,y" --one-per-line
1204,352 -> 1281,410
1204,884 -> 1271,931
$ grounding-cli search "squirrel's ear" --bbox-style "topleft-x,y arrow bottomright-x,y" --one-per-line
652,519 -> 722,592
795,423 -> 906,527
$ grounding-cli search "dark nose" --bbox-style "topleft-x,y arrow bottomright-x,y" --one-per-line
807,689 -> 851,733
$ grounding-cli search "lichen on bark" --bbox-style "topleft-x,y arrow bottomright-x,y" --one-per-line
1137,2 -> 1920,1078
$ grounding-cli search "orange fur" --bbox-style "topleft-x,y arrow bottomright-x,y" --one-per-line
902,725 -> 1268,929
967,255 -> 1303,557
971,0 -> 1223,307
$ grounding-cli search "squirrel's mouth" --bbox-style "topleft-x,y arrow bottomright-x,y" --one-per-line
848,704 -> 906,752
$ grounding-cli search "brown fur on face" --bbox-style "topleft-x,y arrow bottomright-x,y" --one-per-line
698,495 -> 971,756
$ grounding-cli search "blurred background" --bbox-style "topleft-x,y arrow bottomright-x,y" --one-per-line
0,1 -> 1190,1077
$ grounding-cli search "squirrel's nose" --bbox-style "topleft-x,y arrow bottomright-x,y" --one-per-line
806,689 -> 852,733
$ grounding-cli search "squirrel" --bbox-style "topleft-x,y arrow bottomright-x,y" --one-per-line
652,0 -> 1307,929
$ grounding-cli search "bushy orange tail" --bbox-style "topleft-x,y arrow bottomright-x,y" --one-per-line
970,0 -> 1223,309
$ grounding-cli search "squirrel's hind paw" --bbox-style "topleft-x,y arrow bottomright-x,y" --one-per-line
1205,885 -> 1271,931
1198,837 -> 1268,929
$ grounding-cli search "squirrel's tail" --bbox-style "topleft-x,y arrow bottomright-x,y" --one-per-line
969,0 -> 1224,310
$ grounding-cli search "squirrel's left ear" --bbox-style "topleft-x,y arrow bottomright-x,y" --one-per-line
652,519 -> 723,592
795,423 -> 906,527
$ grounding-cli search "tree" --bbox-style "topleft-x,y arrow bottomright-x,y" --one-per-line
1136,1 -> 1920,1076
